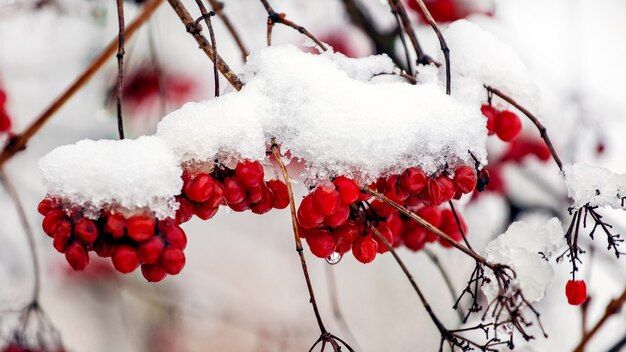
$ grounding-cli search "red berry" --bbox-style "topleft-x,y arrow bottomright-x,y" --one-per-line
297,195 -> 324,229
65,243 -> 89,270
51,218 -> 72,241
183,173 -> 215,202
161,246 -> 186,275
372,224 -> 393,253
324,204 -> 350,228
206,181 -> 226,208
138,237 -> 165,264
53,234 -> 69,253
495,110 -> 522,142
352,236 -> 378,264
417,206 -> 442,228
42,209 -> 65,237
126,215 -> 155,242
95,241 -> 113,258
480,104 -> 497,135
437,176 -> 456,203
383,175 -> 409,204
0,109 -> 11,133
385,212 -> 404,246
235,160 -> 265,188
533,141 -> 551,161
251,188 -> 274,214
369,199 -> 394,218
267,180 -> 289,209
73,218 -> 99,245
312,183 -> 341,216
454,165 -> 477,194
246,184 -> 268,204
335,221 -> 358,254
228,200 -> 250,212
223,177 -> 246,204
333,176 -> 360,204
306,229 -> 337,258
403,224 -> 427,251
565,280 -> 587,305
438,209 -> 466,248
400,167 -> 427,195
195,203 -> 219,220
175,197 -> 196,224
104,213 -> 126,239
141,264 -> 167,282
112,245 -> 140,273
422,178 -> 444,207
37,198 -> 55,215
160,221 -> 187,250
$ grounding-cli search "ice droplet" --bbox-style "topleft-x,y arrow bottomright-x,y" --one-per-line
325,252 -> 342,265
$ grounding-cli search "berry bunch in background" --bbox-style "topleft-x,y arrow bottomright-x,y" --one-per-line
297,165 -> 476,263
0,88 -> 12,133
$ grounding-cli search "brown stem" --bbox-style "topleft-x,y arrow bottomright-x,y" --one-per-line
448,200 -> 473,251
206,0 -> 249,62
271,142 -> 327,334
387,0 -> 427,64
167,0 -> 243,91
0,0 -> 164,167
409,0 -> 451,94
485,85 -> 563,171
192,1 -> 219,97
115,0 -> 126,139
258,0 -> 327,51
574,288 -> 626,352
0,170 -> 40,303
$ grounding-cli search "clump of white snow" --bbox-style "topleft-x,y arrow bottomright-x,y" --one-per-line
39,136 -> 182,219
563,163 -> 626,210
483,218 -> 565,302
158,45 -> 487,184
442,20 -> 537,108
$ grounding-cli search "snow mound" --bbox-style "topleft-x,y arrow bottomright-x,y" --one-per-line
158,45 -> 487,184
563,163 -> 626,210
39,136 -> 182,219
483,218 -> 565,302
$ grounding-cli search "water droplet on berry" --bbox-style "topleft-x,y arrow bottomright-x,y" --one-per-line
325,252 -> 342,265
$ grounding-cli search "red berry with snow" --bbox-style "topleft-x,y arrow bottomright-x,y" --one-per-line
400,167 -> 428,195
333,176 -> 360,204
126,215 -> 155,242
183,173 -> 215,202
312,183 -> 341,215
235,160 -> 265,188
223,177 -> 246,204
480,104 -> 497,135
454,165 -> 477,194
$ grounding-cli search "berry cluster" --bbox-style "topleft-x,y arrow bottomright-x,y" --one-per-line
297,165 -> 476,263
39,199 -> 187,282
407,0 -> 486,24
176,159 -> 289,224
565,279 -> 587,306
38,159 -> 289,281
480,104 -> 522,142
1,88 -> 12,133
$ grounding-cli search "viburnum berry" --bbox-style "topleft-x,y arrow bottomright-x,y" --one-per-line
438,208 -> 466,248
332,176 -> 360,204
104,213 -> 126,239
312,183 -> 341,215
369,199 -> 394,218
0,108 -> 11,133
422,178 -> 444,207
403,223 -> 427,251
565,280 -> 587,305
251,189 -> 274,214
352,235 -> 378,264
53,234 -> 69,253
126,215 -> 155,242
454,165 -> 477,194
183,173 -> 215,202
161,246 -> 186,275
194,202 -> 219,220
267,179 -> 289,209
246,184 -> 268,204
228,200 -> 250,212
65,243 -> 89,271
73,218 -> 99,245
480,104 -> 497,135
297,195 -> 324,229
408,0 -> 459,23
37,198 -> 55,215
437,176 -> 456,203
175,197 -> 196,224
417,206 -> 442,228
323,204 -> 350,228
160,221 -> 187,250
235,160 -> 265,188
335,221 -> 358,254
372,224 -> 393,253
223,177 -> 246,204
205,181 -> 226,208
400,167 -> 427,195
141,264 -> 167,282
306,229 -> 337,258
385,212 -> 404,246
138,237 -> 165,264
495,110 -> 522,142
111,245 -> 140,273
42,209 -> 65,237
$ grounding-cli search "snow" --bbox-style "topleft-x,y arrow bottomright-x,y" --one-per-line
483,217 -> 565,302
39,136 -> 182,219
441,20 -> 537,108
158,45 -> 488,184
563,163 -> 626,210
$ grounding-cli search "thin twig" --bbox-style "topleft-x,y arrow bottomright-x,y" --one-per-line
387,0 -> 429,65
115,0 -> 126,139
573,287 -> 626,352
485,85 -> 563,171
167,0 -> 243,91
258,0 -> 327,51
0,0 -> 164,167
448,201 -> 473,251
192,0 -> 219,96
207,0 -> 249,62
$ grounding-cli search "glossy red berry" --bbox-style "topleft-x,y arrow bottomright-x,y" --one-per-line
235,160 -> 265,188
565,280 -> 587,305
403,224 -> 427,251
422,178 -> 444,207
65,243 -> 89,270
306,229 -> 337,258
73,218 -> 99,245
438,209 -> 466,248
324,204 -> 350,228
183,173 -> 215,202
352,236 -> 378,264
312,183 -> 341,215
480,104 -> 497,135
335,221 -> 358,254
42,209 -> 65,237
495,110 -> 522,142
251,189 -> 274,214
194,203 -> 219,220
37,198 -> 55,215
141,264 -> 167,282
246,184 -> 268,204
297,195 -> 324,229
104,213 -> 126,239
400,167 -> 427,195
126,215 -> 155,242
161,246 -> 186,275
175,197 -> 195,224
267,179 -> 289,209
112,245 -> 140,273
372,224 -> 393,253
223,177 -> 246,204
0,109 -> 11,132
228,201 -> 250,212
437,176 -> 456,203
206,181 -> 226,208
417,206 -> 442,228
454,165 -> 477,194
160,221 -> 187,250
333,176 -> 360,204
138,237 -> 165,264
53,234 -> 69,253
